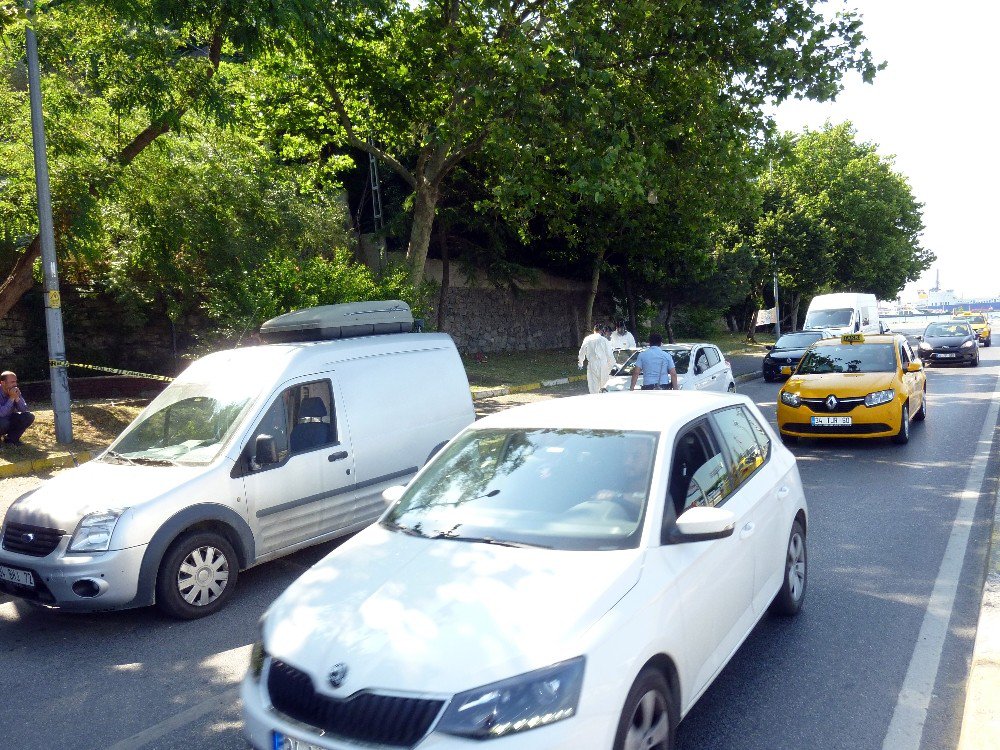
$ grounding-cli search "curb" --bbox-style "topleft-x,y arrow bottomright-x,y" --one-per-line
735,371 -> 764,384
957,466 -> 1000,750
0,450 -> 95,479
471,374 -> 588,401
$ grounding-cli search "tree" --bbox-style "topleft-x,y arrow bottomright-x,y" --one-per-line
282,0 -> 881,291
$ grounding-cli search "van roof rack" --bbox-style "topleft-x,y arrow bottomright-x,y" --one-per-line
260,300 -> 416,343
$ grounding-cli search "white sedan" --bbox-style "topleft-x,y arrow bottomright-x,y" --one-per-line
242,392 -> 808,750
605,343 -> 736,392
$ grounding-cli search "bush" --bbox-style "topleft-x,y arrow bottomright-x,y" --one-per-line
672,306 -> 726,338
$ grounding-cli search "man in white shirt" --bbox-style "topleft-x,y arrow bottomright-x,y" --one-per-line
610,320 -> 637,350
578,323 -> 616,394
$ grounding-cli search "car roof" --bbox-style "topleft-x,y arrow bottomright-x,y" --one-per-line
814,334 -> 900,345
472,391 -> 750,433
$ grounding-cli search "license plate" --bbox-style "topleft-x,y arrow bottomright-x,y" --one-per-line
936,353 -> 956,358
0,565 -> 35,588
273,731 -> 326,750
811,416 -> 852,426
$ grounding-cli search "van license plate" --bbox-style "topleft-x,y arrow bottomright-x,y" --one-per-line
0,565 -> 35,588
811,416 -> 852,427
273,731 -> 326,750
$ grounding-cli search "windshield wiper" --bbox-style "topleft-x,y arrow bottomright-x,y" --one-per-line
128,456 -> 179,467
382,520 -> 429,538
430,532 -> 552,549
103,450 -> 137,465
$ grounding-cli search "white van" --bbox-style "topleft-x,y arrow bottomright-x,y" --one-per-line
803,292 -> 882,336
0,302 -> 475,618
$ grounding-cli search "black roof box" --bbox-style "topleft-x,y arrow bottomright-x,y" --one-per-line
260,300 -> 415,343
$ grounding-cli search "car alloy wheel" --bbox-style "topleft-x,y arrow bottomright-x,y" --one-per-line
771,519 -> 807,616
614,669 -> 677,750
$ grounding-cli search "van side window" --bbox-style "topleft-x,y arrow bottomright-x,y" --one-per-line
248,379 -> 337,465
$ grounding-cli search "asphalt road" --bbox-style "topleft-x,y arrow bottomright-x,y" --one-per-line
1,348 -> 997,750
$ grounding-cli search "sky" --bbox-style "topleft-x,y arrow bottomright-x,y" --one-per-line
772,1 -> 1000,301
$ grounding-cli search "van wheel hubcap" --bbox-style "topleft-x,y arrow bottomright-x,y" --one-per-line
177,546 -> 230,606
625,690 -> 669,750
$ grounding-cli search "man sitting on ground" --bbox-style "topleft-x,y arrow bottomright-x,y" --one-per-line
0,371 -> 35,446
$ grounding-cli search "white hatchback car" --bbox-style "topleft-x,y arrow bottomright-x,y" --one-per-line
242,392 -> 808,750
605,343 -> 736,392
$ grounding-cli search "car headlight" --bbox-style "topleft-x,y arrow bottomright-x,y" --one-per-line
918,341 -> 931,350
248,619 -> 268,681
961,340 -> 976,348
437,657 -> 585,740
780,391 -> 801,407
865,389 -> 896,407
68,509 -> 126,553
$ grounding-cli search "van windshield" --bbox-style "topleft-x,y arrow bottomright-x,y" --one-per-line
107,381 -> 258,465
804,308 -> 853,328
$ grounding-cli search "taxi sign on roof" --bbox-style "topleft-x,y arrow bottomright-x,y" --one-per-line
841,333 -> 865,344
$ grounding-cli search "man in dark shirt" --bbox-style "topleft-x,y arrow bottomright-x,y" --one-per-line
0,371 -> 35,446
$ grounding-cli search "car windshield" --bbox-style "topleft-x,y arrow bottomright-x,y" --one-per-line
797,343 -> 897,374
804,308 -> 853,328
926,323 -> 971,337
774,332 -> 823,349
108,381 -> 258,465
614,348 -> 641,366
961,315 -> 986,325
383,428 -> 659,551
616,348 -> 690,374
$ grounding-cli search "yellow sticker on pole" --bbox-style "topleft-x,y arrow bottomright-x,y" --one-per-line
47,290 -> 61,308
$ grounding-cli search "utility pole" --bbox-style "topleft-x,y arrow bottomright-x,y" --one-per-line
771,248 -> 781,337
25,0 -> 73,443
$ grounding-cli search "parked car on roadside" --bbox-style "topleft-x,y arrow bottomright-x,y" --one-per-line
762,330 -> 835,381
917,321 -> 979,366
604,343 -> 735,393
0,302 -> 475,618
242,391 -> 809,750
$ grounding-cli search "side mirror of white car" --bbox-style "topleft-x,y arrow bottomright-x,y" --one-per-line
382,485 -> 406,504
668,506 -> 736,544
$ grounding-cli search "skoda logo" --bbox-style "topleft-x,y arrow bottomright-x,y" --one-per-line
825,395 -> 839,411
328,663 -> 349,689
21,532 -> 35,545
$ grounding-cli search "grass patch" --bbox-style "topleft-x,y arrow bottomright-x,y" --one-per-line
0,398 -> 147,466
462,348 -> 582,388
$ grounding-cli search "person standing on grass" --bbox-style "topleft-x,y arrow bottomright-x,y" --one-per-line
610,320 -> 637,350
0,371 -> 35,446
578,323 -> 616,394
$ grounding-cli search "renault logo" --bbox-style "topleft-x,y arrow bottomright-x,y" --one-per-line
328,663 -> 349,689
21,532 -> 35,545
825,395 -> 839,411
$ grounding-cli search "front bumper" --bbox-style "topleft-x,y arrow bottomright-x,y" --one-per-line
763,357 -> 800,379
920,348 -> 977,364
241,671 -> 616,750
777,399 -> 900,439
0,537 -> 147,611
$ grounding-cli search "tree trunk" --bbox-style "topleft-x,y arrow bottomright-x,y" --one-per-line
0,235 -> 42,319
623,263 -> 638,336
665,300 -> 676,344
583,246 -> 605,336
745,307 -> 760,343
406,179 -> 440,288
436,223 -> 450,331
790,292 -> 802,332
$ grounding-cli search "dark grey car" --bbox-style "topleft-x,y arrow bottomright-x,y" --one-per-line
917,321 -> 979,366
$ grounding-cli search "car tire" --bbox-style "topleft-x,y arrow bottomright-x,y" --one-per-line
986,337 -> 991,347
914,389 -> 927,421
770,519 -> 807,616
155,531 -> 239,619
763,371 -> 775,383
893,404 -> 910,445
613,668 -> 678,750
970,355 -> 979,367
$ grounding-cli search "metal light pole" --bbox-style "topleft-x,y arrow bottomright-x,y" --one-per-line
25,0 -> 73,443
771,249 -> 781,337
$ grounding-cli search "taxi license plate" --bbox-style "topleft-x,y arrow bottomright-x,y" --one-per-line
0,565 -> 35,588
273,731 -> 326,750
811,416 -> 852,427
936,353 -> 956,358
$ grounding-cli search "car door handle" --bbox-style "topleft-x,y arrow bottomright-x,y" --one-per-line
328,451 -> 349,462
777,486 -> 790,500
740,522 -> 756,539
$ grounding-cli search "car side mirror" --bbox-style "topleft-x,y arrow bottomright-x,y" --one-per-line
666,506 -> 736,544
253,434 -> 278,468
906,361 -> 922,373
916,335 -> 923,341
382,485 -> 406,504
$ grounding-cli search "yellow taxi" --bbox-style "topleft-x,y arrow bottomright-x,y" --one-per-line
953,312 -> 992,347
776,333 -> 926,445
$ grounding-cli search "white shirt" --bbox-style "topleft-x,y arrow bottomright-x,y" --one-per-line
610,330 -> 637,350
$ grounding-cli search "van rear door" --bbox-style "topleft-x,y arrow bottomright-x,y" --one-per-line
240,375 -> 357,557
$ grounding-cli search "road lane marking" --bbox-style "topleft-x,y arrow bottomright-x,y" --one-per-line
106,685 -> 241,750
882,369 -> 1000,750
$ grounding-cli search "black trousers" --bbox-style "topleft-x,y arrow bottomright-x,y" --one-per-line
0,412 -> 35,442
641,384 -> 673,390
